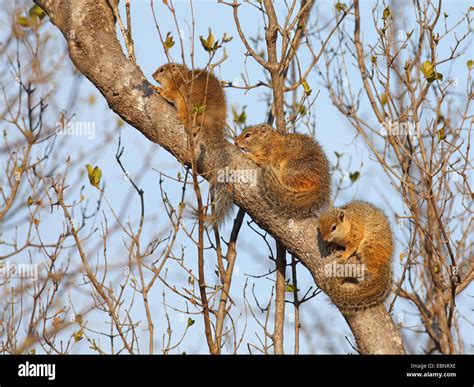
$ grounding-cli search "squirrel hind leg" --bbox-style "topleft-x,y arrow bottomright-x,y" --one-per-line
259,166 -> 295,211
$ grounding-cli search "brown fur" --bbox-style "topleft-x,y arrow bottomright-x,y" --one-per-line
234,124 -> 331,218
153,63 -> 227,140
318,201 -> 393,312
153,63 -> 232,225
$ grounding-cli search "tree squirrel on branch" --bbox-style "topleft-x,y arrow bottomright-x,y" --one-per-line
318,200 -> 393,312
152,63 -> 227,140
234,124 -> 331,219
152,63 -> 232,225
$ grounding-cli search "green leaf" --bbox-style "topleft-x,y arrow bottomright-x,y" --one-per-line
232,106 -> 247,125
199,36 -> 209,51
17,16 -> 30,27
29,5 -> 46,20
421,61 -> 442,83
193,103 -> 206,116
349,171 -> 360,183
301,79 -> 312,96
298,105 -> 307,116
382,6 -> 391,21
27,196 -> 34,206
437,127 -> 446,141
200,30 -> 217,52
467,60 -> 473,70
428,72 -> 443,83
73,328 -> 84,343
381,92 -> 388,106
285,284 -> 297,293
335,2 -> 347,12
187,318 -> 195,327
86,164 -> 102,188
421,61 -> 435,78
17,5 -> 46,28
163,32 -> 175,51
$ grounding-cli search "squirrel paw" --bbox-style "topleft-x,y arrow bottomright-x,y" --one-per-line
154,86 -> 174,104
153,85 -> 164,94
339,251 -> 353,263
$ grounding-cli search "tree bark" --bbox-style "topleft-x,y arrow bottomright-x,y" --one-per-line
35,0 -> 405,354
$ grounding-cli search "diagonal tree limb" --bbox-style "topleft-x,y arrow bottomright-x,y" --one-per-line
35,0 -> 405,354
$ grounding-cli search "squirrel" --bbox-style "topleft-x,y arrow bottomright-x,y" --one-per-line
318,200 -> 393,313
152,63 -> 232,225
234,124 -> 331,219
152,63 -> 227,140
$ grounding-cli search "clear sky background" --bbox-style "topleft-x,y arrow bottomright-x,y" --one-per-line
1,0 -> 473,353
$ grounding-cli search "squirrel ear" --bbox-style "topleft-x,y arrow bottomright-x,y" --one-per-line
259,125 -> 269,134
338,210 -> 345,222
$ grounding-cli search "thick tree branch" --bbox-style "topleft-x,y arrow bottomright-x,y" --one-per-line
35,0 -> 405,354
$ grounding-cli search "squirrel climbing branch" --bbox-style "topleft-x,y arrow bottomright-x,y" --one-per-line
34,0 -> 405,354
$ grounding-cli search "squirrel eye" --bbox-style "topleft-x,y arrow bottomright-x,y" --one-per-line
331,224 -> 337,232
245,133 -> 251,138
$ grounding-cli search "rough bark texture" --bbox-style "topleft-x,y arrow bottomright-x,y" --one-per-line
35,0 -> 405,354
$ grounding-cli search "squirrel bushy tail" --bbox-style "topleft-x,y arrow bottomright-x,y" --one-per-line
193,134 -> 234,226
206,144 -> 234,226
325,256 -> 393,314
152,63 -> 232,226
260,166 -> 330,219
209,177 -> 234,226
